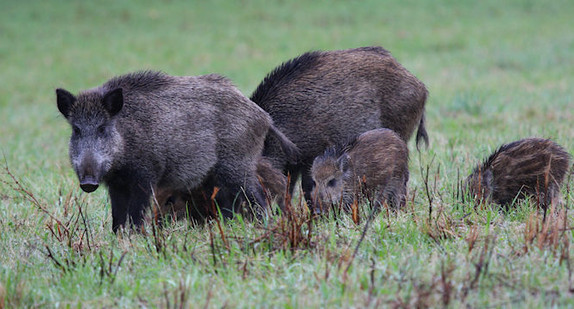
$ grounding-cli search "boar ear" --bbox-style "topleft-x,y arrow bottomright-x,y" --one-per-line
102,88 -> 123,116
483,169 -> 493,189
56,88 -> 76,118
338,154 -> 351,173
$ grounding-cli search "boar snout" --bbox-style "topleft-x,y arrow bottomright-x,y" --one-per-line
80,178 -> 99,193
75,154 -> 102,193
311,190 -> 329,214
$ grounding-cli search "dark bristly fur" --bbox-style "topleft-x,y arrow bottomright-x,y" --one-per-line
57,70 -> 278,232
311,128 -> 409,212
251,51 -> 323,110
250,47 -> 428,204
256,157 -> 289,208
465,137 -> 572,209
105,70 -> 173,93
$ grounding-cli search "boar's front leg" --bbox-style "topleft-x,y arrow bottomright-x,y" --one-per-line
108,179 -> 151,232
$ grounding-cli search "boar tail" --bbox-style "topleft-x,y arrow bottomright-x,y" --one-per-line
415,114 -> 429,150
268,124 -> 300,164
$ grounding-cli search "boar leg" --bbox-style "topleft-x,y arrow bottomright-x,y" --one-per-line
216,179 -> 268,220
247,182 -> 269,219
285,164 -> 301,198
381,181 -> 407,211
109,180 -> 151,233
212,158 -> 269,219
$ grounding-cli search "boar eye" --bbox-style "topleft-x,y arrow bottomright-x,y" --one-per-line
327,179 -> 337,187
97,125 -> 106,135
72,125 -> 81,136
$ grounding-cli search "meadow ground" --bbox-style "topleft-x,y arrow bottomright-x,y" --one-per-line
1,0 -> 574,307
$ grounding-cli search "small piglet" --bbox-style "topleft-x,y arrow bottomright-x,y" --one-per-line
311,128 -> 409,212
465,137 -> 572,209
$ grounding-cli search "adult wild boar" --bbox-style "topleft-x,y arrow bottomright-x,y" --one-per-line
250,46 -> 428,202
56,71 -> 295,232
311,128 -> 409,212
465,138 -> 572,210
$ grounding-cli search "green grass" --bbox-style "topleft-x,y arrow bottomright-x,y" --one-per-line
1,0 -> 574,307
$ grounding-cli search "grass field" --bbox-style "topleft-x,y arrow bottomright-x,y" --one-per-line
1,0 -> 574,307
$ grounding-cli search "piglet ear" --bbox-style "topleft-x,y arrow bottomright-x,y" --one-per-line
102,88 -> 123,116
483,169 -> 493,189
56,88 -> 76,118
338,154 -> 351,173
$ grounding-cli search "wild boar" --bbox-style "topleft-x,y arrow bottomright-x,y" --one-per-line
56,70 -> 295,232
465,137 -> 572,209
250,46 -> 428,203
311,128 -> 409,212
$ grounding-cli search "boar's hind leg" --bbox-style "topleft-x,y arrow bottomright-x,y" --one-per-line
248,182 -> 269,219
226,181 -> 269,220
212,158 -> 269,219
214,175 -> 268,220
285,163 -> 302,198
234,182 -> 268,219
108,181 -> 151,232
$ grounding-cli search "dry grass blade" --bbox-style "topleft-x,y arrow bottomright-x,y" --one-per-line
208,187 -> 229,250
2,157 -> 69,233
523,204 -> 569,254
98,249 -> 128,285
342,206 -> 377,282
466,225 -> 480,254
0,283 -> 5,309
420,159 -> 434,223
463,235 -> 497,299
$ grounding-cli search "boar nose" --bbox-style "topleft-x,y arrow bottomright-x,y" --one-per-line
77,155 -> 100,192
311,196 -> 324,215
80,177 -> 99,193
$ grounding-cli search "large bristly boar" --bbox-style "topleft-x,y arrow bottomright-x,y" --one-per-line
153,157 -> 288,223
250,46 -> 428,202
56,71 -> 296,232
465,138 -> 572,209
311,128 -> 409,212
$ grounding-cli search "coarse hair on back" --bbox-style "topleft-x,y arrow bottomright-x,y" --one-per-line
470,140 -> 520,176
471,138 -> 565,176
316,133 -> 361,163
486,138 -> 552,166
251,46 -> 393,109
103,70 -> 173,93
250,51 -> 323,109
351,46 -> 391,56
